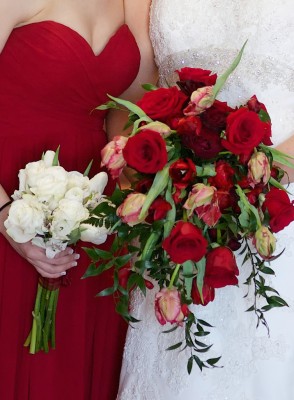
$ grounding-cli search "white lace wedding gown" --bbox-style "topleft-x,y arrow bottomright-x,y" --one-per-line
117,1 -> 294,399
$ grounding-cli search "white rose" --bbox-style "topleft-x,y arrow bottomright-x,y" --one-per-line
29,165 -> 68,210
67,171 -> 90,191
51,199 -> 89,240
4,196 -> 45,243
64,187 -> 84,203
17,160 -> 46,195
80,223 -> 109,245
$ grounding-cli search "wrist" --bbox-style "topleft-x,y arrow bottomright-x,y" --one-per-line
0,200 -> 12,213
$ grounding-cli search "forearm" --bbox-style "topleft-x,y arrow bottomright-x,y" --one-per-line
275,134 -> 294,183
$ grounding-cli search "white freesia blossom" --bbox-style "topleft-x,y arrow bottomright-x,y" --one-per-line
51,199 -> 89,240
4,196 -> 45,243
80,223 -> 109,245
32,237 -> 67,258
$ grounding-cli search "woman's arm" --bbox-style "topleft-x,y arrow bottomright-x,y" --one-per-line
276,134 -> 294,183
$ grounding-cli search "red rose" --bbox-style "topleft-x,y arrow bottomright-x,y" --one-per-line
205,247 -> 239,289
263,188 -> 294,233
221,107 -> 265,156
123,130 -> 167,174
208,160 -> 235,190
201,100 -> 234,132
247,95 -> 272,146
181,128 -> 224,159
176,67 -> 217,96
162,221 -> 208,264
169,158 -> 196,189
137,87 -> 187,123
191,281 -> 215,306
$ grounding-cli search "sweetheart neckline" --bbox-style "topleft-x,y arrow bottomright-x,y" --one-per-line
15,21 -> 129,58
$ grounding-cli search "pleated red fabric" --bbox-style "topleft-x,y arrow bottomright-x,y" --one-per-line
0,21 -> 140,400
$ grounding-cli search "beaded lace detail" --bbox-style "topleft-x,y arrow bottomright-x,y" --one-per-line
118,1 -> 294,399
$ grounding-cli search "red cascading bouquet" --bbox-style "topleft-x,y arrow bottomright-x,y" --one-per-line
84,44 -> 294,372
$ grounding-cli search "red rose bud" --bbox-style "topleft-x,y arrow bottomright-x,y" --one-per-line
169,158 -> 196,189
184,86 -> 215,116
137,86 -> 187,123
123,130 -> 168,174
155,288 -> 185,325
221,107 -> 265,156
247,152 -> 271,187
253,226 -> 276,259
134,177 -> 153,194
118,266 -> 132,289
147,197 -> 172,223
191,280 -> 215,306
116,193 -> 147,226
208,160 -> 235,190
144,279 -> 154,290
162,221 -> 208,264
245,186 -> 263,206
205,247 -> 239,289
184,183 -> 215,217
101,135 -> 128,179
263,188 -> 294,233
176,115 -> 202,136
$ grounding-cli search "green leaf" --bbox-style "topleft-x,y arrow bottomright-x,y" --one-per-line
52,146 -> 60,166
91,247 -> 113,260
258,109 -> 271,123
196,164 -> 216,177
107,94 -> 148,119
141,230 -> 162,261
196,257 -> 206,304
95,100 -> 122,111
213,40 -> 247,99
139,166 -> 171,219
163,178 -> 176,238
197,319 -> 214,328
207,356 -> 222,366
260,144 -> 294,169
269,177 -> 293,194
96,286 -> 116,297
183,260 -> 194,300
162,325 -> 179,334
114,253 -> 133,268
267,296 -> 288,307
166,341 -> 182,351
142,83 -> 158,91
187,356 -> 194,374
83,159 -> 93,176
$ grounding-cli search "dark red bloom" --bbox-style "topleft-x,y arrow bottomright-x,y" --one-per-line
123,130 -> 167,174
146,197 -> 172,223
263,188 -> 294,233
181,128 -> 224,159
247,95 -> 272,146
201,100 -> 234,133
221,107 -> 265,156
176,115 -> 202,136
162,221 -> 208,264
137,86 -> 187,123
208,160 -> 235,190
176,67 -> 217,96
205,247 -> 239,289
191,281 -> 215,306
169,158 -> 196,189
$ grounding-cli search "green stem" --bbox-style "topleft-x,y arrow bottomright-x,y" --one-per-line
169,264 -> 181,289
51,289 -> 59,349
43,289 -> 57,353
28,283 -> 43,354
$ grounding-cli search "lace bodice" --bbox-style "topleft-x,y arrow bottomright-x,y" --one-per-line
150,0 -> 294,145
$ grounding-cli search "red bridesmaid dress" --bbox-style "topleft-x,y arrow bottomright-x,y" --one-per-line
0,21 -> 140,400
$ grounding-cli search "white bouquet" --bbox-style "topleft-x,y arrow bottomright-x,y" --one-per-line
5,148 -> 109,354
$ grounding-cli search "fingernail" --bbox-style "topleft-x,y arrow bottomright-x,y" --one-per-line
74,254 -> 80,260
72,261 -> 78,267
68,248 -> 74,254
60,271 -> 67,276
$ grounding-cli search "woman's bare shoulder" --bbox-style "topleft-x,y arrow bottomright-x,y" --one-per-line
0,0 -> 47,52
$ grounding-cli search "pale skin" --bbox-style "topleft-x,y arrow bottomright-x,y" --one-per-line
0,0 -> 157,278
